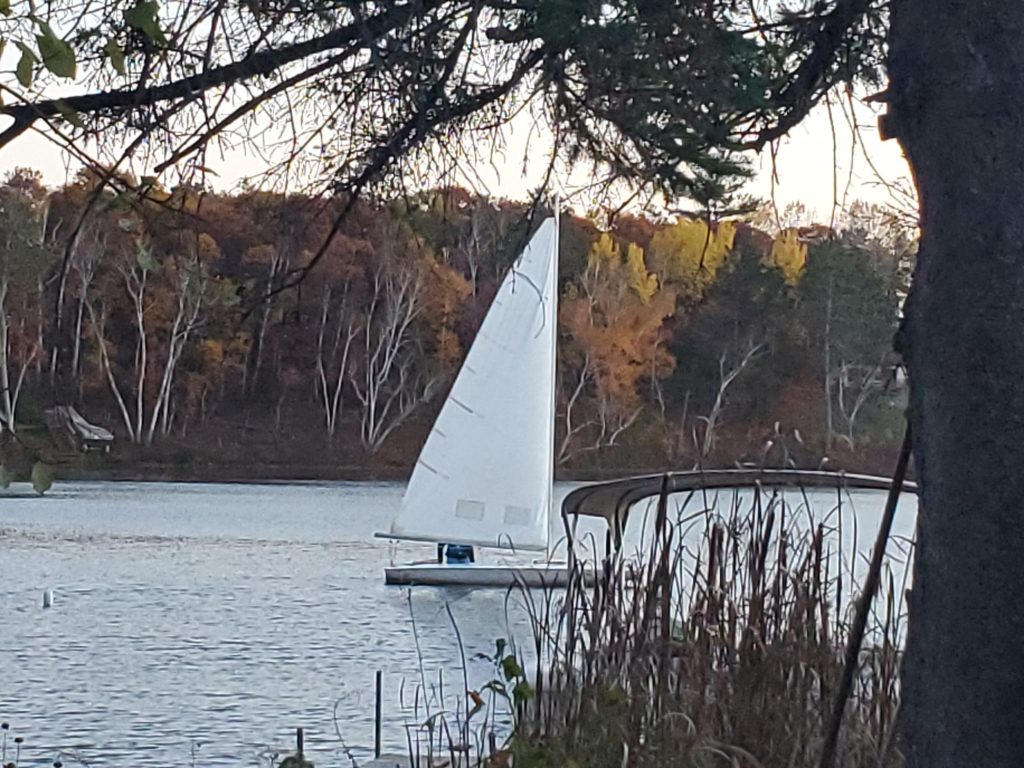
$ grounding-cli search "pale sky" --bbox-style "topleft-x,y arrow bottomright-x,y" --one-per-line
744,100 -> 915,221
3,96 -> 914,223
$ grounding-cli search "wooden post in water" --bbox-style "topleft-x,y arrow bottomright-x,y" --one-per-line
374,670 -> 382,758
296,727 -> 304,758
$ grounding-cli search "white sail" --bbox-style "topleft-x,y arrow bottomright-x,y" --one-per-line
387,217 -> 559,551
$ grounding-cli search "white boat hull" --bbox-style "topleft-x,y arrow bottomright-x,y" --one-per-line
385,562 -> 594,588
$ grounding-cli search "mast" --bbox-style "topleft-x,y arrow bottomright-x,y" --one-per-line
546,196 -> 560,559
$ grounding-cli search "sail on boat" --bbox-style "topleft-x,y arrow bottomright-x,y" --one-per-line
380,213 -> 585,587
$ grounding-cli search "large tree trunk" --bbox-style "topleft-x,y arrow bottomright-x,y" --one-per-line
891,3 -> 1024,765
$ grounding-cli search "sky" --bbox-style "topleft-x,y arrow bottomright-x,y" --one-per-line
3,96 -> 914,223
744,101 -> 914,220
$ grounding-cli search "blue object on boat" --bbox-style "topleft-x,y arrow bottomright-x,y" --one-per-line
445,544 -> 474,564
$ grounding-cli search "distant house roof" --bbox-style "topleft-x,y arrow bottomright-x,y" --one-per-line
44,406 -> 114,442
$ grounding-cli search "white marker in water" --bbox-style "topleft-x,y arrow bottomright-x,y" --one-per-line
42,589 -> 53,608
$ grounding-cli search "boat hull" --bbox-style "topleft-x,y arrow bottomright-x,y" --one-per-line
384,562 -> 593,588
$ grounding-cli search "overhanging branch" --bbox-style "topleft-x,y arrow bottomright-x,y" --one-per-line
0,0 -> 441,149
742,0 -> 875,150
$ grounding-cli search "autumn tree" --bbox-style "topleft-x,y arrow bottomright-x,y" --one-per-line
666,242 -> 794,461
48,174 -> 112,392
348,221 -> 469,452
765,229 -> 807,286
85,204 -> 225,445
647,218 -> 738,301
235,193 -> 317,396
798,240 -> 896,452
310,232 -> 369,440
559,233 -> 675,463
454,198 -> 525,302
0,170 -> 52,432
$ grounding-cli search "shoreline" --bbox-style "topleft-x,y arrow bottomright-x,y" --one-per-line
44,456 -> 910,485
51,463 -> 676,484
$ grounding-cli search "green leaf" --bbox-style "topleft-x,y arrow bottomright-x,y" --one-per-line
500,654 -> 523,681
15,42 -> 37,88
31,462 -> 55,496
0,0 -> 10,17
512,680 -> 534,706
124,1 -> 167,46
104,37 -> 125,75
0,465 -> 11,489
35,23 -> 76,78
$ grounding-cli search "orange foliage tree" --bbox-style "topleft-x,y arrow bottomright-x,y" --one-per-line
559,233 -> 676,462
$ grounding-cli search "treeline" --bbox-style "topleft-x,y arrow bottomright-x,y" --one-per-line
0,168 -> 912,476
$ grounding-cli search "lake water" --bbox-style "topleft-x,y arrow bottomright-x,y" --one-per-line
0,481 -> 918,767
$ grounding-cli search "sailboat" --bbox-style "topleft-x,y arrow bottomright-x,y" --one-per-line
379,212 -> 588,588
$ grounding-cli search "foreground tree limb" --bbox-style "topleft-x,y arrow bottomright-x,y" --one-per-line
0,2 -> 436,147
0,0 -> 883,206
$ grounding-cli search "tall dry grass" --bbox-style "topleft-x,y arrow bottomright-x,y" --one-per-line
509,481 -> 910,768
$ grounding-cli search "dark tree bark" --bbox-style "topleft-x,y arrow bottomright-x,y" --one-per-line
891,3 -> 1024,765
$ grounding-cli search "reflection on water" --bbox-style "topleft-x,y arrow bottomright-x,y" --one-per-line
0,481 -> 917,766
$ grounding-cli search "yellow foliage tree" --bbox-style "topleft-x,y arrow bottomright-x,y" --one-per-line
647,218 -> 737,300
562,233 -> 676,419
626,243 -> 658,303
585,233 -> 660,305
766,229 -> 807,285
586,232 -> 618,277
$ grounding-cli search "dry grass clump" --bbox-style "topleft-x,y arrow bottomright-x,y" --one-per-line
510,482 -> 909,768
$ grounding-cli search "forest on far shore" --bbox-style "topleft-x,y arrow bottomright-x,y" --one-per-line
0,168 -> 913,480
